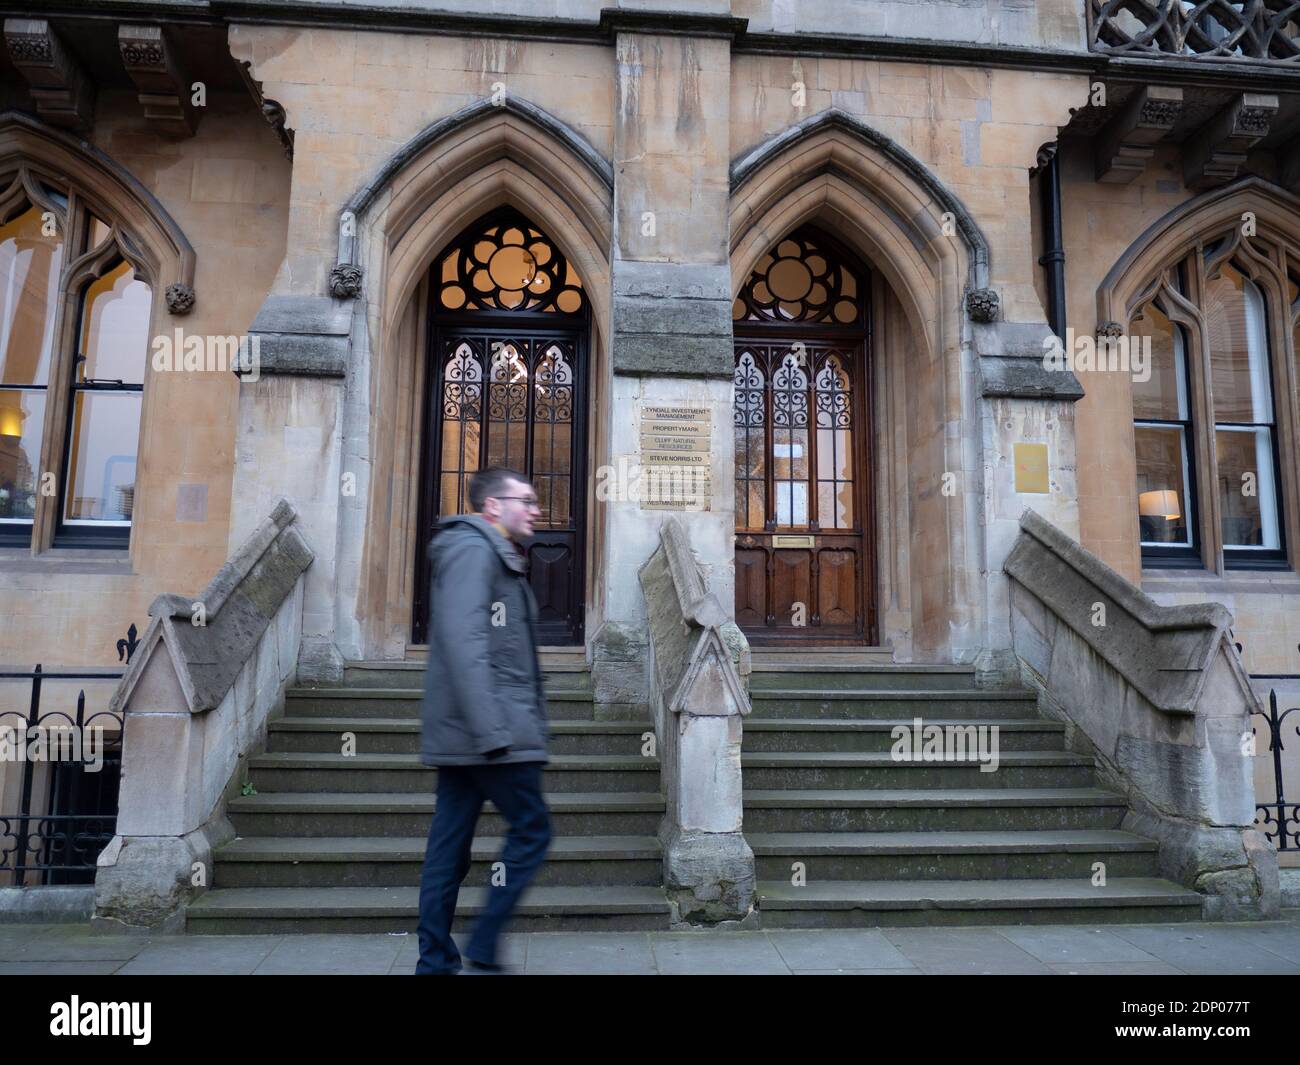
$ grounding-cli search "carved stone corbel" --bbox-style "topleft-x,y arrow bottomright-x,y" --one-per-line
3,18 -> 94,131
965,287 -> 1000,323
1184,93 -> 1279,191
1095,85 -> 1183,184
236,59 -> 294,159
118,25 -> 198,137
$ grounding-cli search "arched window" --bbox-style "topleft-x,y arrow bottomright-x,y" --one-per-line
1128,228 -> 1293,568
0,166 -> 154,547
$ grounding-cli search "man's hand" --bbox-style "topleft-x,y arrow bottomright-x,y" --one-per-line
484,746 -> 510,760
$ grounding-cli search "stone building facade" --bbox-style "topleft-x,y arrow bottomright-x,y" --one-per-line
1,1 -> 1298,916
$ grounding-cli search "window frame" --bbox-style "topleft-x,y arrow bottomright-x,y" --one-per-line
0,166 -> 157,553
1129,229 -> 1297,572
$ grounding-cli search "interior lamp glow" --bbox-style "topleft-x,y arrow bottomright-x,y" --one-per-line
1139,489 -> 1181,521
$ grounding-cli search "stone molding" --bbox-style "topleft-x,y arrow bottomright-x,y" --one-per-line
118,23 -> 198,137
1006,508 -> 1252,714
730,107 -> 990,287
110,499 -> 314,716
246,294 -> 352,377
1005,507 -> 1278,919
337,95 -> 613,269
95,500 -> 313,930
974,321 -> 1084,401
3,18 -> 93,131
0,110 -> 197,294
638,516 -> 754,924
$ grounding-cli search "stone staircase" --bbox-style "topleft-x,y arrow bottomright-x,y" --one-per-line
186,650 -> 672,933
186,649 -> 1203,933
744,648 -> 1202,926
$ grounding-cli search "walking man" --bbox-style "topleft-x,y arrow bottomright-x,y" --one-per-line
415,466 -> 552,974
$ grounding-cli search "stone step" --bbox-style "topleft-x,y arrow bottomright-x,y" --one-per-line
745,690 -> 1041,719
267,718 -> 655,756
746,830 -> 1159,881
226,790 -> 666,837
748,664 -> 980,691
740,787 -> 1129,833
185,885 -> 673,934
741,718 -> 1065,753
755,878 -> 1204,927
738,750 -> 1095,790
213,835 -> 663,889
245,752 -> 660,794
283,688 -> 626,721
339,661 -> 591,692
749,647 -> 895,665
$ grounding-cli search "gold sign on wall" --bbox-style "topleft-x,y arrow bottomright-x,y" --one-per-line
1014,442 -> 1050,494
639,403 -> 713,511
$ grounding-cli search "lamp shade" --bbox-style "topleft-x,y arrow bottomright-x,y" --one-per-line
1139,489 -> 1181,520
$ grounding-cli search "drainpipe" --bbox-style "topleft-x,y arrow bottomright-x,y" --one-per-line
1038,144 -> 1067,342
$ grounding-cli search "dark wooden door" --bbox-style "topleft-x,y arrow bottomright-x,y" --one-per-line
412,208 -> 588,646
732,225 -> 875,645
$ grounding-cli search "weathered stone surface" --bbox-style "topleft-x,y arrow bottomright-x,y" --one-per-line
93,825 -> 227,934
638,517 -> 754,923
1007,508 -> 1278,918
663,828 -> 757,926
247,294 -> 353,377
611,261 -> 733,376
111,501 -> 314,715
979,355 -> 1086,400
0,885 -> 94,923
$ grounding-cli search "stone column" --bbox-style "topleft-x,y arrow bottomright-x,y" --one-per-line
593,14 -> 741,708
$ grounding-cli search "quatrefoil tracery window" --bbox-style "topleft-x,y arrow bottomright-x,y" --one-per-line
435,209 -> 586,316
733,230 -> 866,327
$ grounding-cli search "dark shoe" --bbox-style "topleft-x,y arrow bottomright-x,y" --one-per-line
464,957 -> 512,974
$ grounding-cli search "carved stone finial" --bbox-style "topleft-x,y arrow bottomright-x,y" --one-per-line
965,287 -> 1000,323
1096,320 -> 1124,339
165,282 -> 195,315
329,263 -> 363,300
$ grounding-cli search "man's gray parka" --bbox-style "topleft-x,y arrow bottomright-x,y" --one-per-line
419,514 -> 549,766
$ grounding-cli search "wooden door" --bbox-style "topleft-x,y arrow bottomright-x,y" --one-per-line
732,226 -> 875,645
412,208 -> 588,646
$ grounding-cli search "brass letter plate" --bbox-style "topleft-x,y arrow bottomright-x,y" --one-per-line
772,534 -> 816,548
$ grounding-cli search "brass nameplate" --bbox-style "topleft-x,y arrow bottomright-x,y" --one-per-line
1014,442 -> 1050,494
772,535 -> 815,548
638,403 -> 713,512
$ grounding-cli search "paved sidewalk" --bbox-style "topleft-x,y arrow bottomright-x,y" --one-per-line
1,913 -> 1299,974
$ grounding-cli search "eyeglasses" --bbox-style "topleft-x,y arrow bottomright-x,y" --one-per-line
493,495 -> 542,511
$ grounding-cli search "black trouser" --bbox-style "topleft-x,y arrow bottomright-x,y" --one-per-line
415,762 -> 551,973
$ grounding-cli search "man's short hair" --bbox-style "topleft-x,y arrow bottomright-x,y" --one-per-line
468,466 -> 530,512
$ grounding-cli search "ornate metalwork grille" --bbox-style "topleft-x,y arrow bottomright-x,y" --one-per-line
415,206 -> 589,646
1090,0 -> 1300,62
434,209 -> 586,315
732,225 -> 874,644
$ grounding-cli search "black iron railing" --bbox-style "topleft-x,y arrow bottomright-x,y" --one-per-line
1252,683 -> 1300,851
0,664 -> 125,886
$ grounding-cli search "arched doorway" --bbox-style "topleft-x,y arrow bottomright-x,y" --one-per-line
412,205 -> 590,645
732,224 -> 876,645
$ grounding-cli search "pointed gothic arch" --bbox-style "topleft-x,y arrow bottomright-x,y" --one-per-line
728,109 -> 990,661
338,97 -> 614,657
